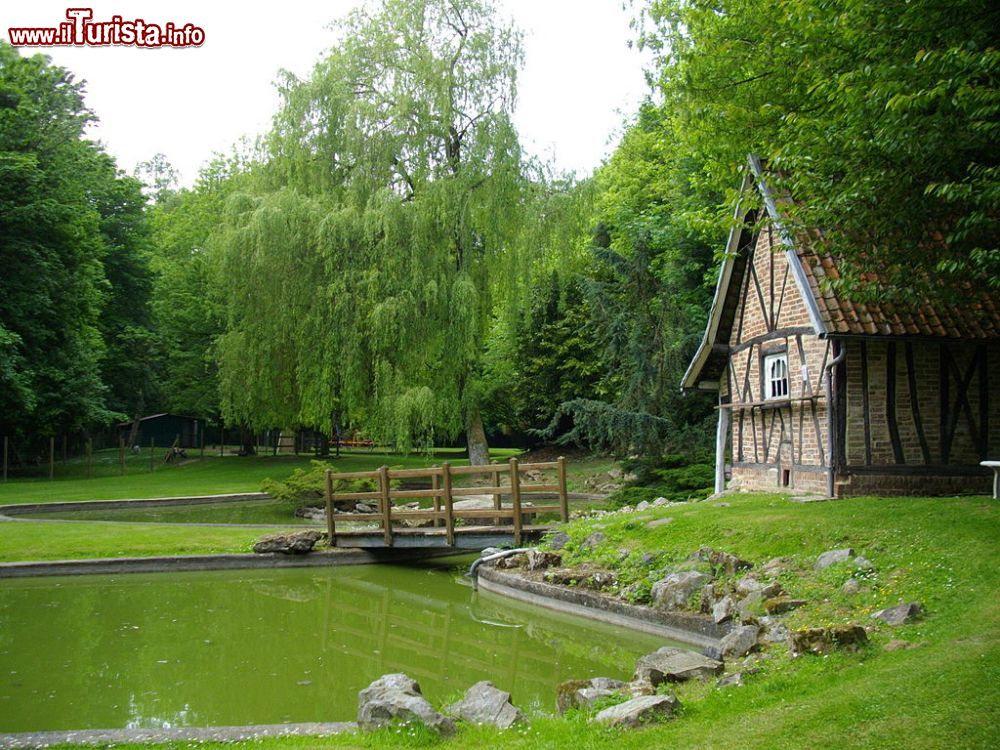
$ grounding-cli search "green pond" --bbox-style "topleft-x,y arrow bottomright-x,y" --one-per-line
0,559 -> 670,732
21,499 -> 319,526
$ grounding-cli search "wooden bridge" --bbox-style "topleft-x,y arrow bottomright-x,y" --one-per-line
324,457 -> 568,548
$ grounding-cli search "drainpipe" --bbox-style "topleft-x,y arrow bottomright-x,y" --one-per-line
467,547 -> 532,591
824,341 -> 846,498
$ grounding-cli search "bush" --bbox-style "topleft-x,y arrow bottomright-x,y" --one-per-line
261,460 -> 376,507
606,454 -> 714,507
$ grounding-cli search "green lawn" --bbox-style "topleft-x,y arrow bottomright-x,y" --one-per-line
37,492 -> 997,749
0,448 -> 520,505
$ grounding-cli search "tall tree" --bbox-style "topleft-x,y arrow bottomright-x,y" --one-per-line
218,0 -> 526,462
0,44 -> 118,445
640,0 -> 1000,296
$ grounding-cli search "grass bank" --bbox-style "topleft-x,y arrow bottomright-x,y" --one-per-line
39,492 -> 998,749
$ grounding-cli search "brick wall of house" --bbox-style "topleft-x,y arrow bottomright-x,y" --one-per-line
724,227 -> 830,494
840,339 -> 999,496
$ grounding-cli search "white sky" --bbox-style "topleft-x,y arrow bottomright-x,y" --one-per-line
3,1 -> 650,186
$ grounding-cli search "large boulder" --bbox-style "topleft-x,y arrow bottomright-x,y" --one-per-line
789,626 -> 868,655
524,549 -> 562,571
253,530 -> 322,554
633,647 -> 723,685
720,625 -> 759,658
872,602 -> 923,626
445,681 -> 522,729
651,571 -> 712,610
593,695 -> 680,728
357,673 -> 455,735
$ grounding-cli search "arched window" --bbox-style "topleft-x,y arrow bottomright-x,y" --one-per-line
764,353 -> 789,400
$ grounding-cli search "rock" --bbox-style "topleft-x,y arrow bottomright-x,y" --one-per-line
593,695 -> 680,728
294,506 -> 326,520
764,596 -> 807,615
634,647 -> 724,685
556,677 -> 626,714
543,567 -> 617,591
652,496 -> 670,506
480,547 -> 501,558
548,532 -> 570,550
872,602 -> 923,626
590,677 -> 626,691
645,517 -> 674,529
495,553 -> 526,569
699,584 -> 717,614
720,625 -> 759,658
524,549 -> 562,571
712,595 -> 737,624
841,578 -> 861,595
651,571 -> 712,611
445,681 -> 522,729
734,577 -> 762,596
357,673 -> 455,735
689,547 -> 753,575
853,556 -> 875,571
717,672 -> 745,689
760,582 -> 784,598
635,500 -> 651,511
355,503 -> 377,514
815,548 -> 854,570
759,557 -> 786,576
789,626 -> 868,655
640,552 -> 657,565
253,530 -> 322,555
608,468 -> 624,479
581,531 -> 607,550
758,617 -> 790,644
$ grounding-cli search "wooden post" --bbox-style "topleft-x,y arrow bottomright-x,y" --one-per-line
119,436 -> 125,476
379,465 -> 393,547
325,469 -> 336,547
49,437 -> 54,480
557,455 -> 569,522
150,437 -> 155,472
2,436 -> 7,482
491,462 -> 502,526
509,457 -> 522,546
86,438 -> 92,479
432,469 -> 442,527
442,462 -> 454,546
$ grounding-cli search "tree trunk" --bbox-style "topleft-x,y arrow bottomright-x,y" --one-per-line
126,389 -> 145,449
466,403 -> 490,466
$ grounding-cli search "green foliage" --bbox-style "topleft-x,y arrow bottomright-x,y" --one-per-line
215,0 -> 530,460
261,460 -> 376,507
640,0 -> 1000,296
0,44 -> 155,446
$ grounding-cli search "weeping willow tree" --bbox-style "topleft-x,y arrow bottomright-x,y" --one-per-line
216,0 -> 526,462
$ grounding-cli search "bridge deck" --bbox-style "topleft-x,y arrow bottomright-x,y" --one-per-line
330,524 -> 555,548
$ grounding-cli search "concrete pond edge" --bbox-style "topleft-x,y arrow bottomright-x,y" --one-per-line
0,548 -> 459,578
0,721 -> 358,749
476,565 -> 728,650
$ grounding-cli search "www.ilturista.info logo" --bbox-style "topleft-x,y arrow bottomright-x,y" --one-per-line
8,8 -> 204,48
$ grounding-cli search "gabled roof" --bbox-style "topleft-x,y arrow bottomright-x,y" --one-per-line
682,156 -> 1000,391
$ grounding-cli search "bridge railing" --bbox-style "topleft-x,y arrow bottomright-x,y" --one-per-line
324,456 -> 568,547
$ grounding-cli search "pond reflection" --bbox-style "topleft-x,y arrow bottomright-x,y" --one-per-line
0,560 -> 667,732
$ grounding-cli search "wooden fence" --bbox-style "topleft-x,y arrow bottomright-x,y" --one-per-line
324,457 -> 568,547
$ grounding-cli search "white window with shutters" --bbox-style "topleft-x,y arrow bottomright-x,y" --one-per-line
763,352 -> 789,400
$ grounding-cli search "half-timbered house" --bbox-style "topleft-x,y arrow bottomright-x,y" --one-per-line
682,157 -> 1000,497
